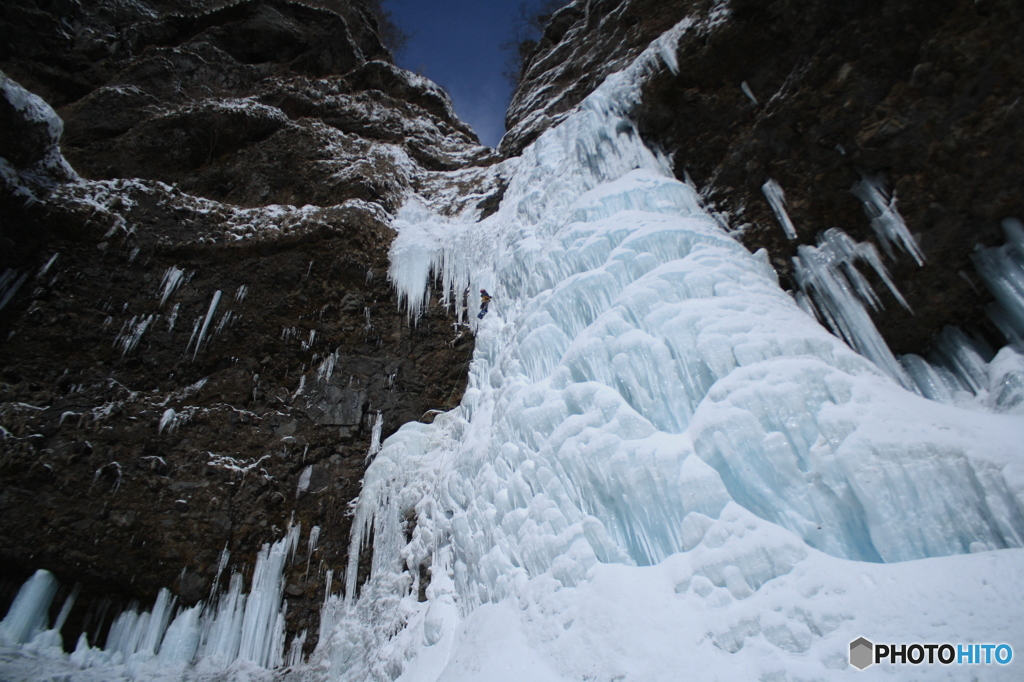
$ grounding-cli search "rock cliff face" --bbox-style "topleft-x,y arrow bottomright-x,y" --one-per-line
510,0 -> 1024,355
0,0 -> 491,650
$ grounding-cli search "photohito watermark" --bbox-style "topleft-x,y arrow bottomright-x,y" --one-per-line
850,637 -> 1013,670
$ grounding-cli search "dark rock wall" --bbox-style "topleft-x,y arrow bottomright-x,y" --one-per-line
0,0 -> 482,651
510,0 -> 1024,355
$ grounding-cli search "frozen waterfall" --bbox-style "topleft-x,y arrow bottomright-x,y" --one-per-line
324,16 -> 1024,682
4,11 -> 1024,682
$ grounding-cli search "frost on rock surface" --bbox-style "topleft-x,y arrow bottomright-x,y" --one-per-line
0,71 -> 79,202
320,15 -> 1024,682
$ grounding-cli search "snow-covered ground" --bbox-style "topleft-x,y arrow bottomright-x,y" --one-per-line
4,10 -> 1024,682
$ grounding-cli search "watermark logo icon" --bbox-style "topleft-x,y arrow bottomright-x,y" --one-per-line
850,637 -> 874,670
850,638 -> 1013,670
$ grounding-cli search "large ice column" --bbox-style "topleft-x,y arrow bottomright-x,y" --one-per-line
236,523 -> 301,669
0,570 -> 59,646
104,587 -> 176,661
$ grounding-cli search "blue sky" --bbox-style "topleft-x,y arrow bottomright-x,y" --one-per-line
384,0 -> 551,148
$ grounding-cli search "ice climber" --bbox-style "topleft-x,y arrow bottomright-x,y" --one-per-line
478,289 -> 492,319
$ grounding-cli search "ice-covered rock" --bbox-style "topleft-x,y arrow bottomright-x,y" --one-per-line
0,71 -> 78,203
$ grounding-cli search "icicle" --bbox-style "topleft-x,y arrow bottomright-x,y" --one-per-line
192,290 -> 222,361
50,584 -> 78,640
158,266 -> 185,307
0,520 -> 316,671
100,588 -> 176,660
157,604 -> 201,664
104,606 -> 138,657
852,174 -> 925,265
167,303 -> 179,332
366,411 -> 383,461
740,80 -> 758,105
214,309 -> 233,335
115,314 -> 154,357
971,218 -> 1024,344
287,522 -> 300,565
928,326 -> 994,394
159,408 -> 176,434
761,179 -> 797,240
317,349 -> 338,383
387,207 -> 446,324
236,523 -> 300,668
899,354 -> 958,403
286,629 -> 306,668
0,268 -> 29,312
198,573 -> 246,665
305,526 -> 321,580
296,466 -> 312,495
792,228 -> 915,389
0,570 -> 58,645
138,589 -> 175,655
37,253 -> 59,279
657,39 -> 679,75
184,317 -> 202,356
206,545 -> 231,607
